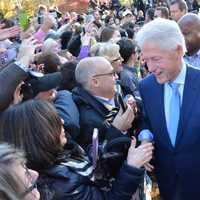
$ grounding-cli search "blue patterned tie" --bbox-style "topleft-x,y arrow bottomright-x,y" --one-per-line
168,83 -> 180,146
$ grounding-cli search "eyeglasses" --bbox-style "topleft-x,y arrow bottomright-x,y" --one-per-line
20,164 -> 38,198
111,57 -> 122,63
93,71 -> 116,78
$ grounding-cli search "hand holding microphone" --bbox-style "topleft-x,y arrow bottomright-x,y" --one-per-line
138,129 -> 154,171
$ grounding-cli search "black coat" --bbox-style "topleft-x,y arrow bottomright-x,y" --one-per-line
72,86 -> 126,150
38,159 -> 144,200
72,86 -> 133,178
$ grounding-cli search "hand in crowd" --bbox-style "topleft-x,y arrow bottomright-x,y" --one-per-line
41,14 -> 54,32
127,137 -> 154,169
17,36 -> 41,67
141,140 -> 154,172
0,25 -> 21,41
20,26 -> 35,40
112,104 -> 134,132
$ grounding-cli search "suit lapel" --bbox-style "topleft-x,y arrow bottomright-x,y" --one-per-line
158,84 -> 174,149
175,67 -> 199,147
150,79 -> 173,149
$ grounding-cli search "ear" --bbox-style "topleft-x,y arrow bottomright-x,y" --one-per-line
91,77 -> 99,88
176,44 -> 184,58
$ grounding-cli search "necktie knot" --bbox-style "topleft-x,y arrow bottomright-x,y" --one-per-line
169,82 -> 179,90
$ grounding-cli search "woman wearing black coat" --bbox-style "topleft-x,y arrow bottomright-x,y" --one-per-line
0,100 -> 153,200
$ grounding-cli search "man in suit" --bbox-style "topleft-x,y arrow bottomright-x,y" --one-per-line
135,18 -> 200,200
73,56 -> 134,149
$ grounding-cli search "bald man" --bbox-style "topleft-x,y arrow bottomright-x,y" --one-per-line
72,57 -> 134,149
178,13 -> 200,68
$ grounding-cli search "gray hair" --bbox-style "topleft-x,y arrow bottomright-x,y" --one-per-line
98,43 -> 120,62
0,143 -> 25,200
135,18 -> 186,53
75,57 -> 109,90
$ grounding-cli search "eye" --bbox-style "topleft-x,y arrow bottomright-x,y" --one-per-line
152,57 -> 162,62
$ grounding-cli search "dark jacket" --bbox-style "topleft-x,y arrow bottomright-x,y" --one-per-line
119,65 -> 140,97
0,63 -> 28,112
72,86 -> 126,150
38,151 -> 144,200
54,90 -> 80,139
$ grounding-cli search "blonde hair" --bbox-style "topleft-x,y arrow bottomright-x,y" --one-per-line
98,43 -> 120,62
90,42 -> 105,57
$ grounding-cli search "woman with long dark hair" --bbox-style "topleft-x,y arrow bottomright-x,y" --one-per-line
0,100 -> 153,200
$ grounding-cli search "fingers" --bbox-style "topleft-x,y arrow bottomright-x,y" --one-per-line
144,163 -> 154,172
135,143 -> 154,166
123,104 -> 134,118
129,137 -> 136,149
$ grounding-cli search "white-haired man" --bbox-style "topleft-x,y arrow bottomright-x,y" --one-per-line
136,18 -> 200,200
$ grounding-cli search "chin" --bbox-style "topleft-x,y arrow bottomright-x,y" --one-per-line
156,77 -> 167,84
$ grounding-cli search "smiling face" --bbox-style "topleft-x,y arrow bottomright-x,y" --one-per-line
141,42 -> 183,83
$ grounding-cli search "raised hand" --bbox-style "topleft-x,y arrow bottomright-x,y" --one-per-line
17,36 -> 42,66
0,25 -> 21,41
112,104 -> 135,132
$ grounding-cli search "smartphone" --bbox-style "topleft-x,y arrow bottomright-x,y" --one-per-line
92,128 -> 99,169
18,10 -> 29,30
117,93 -> 128,113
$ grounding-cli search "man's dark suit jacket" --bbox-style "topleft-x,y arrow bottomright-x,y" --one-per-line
139,66 -> 200,200
0,63 -> 28,112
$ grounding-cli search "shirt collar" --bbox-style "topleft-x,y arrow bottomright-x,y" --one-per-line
95,95 -> 115,107
170,60 -> 186,85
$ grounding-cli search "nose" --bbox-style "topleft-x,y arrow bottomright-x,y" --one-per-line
28,169 -> 39,183
146,61 -> 156,73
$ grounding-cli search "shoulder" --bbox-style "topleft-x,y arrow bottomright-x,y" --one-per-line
139,74 -> 157,91
38,164 -> 85,199
187,65 -> 200,75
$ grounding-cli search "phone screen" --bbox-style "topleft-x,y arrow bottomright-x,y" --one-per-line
92,128 -> 99,169
18,10 -> 29,30
117,93 -> 127,113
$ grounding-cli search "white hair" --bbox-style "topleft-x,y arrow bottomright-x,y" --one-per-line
42,38 -> 57,53
135,18 -> 186,53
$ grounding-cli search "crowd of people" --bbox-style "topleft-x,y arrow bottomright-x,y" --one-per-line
0,0 -> 200,199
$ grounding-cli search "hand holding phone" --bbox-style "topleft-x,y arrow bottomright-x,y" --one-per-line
117,93 -> 127,113
18,10 -> 29,30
